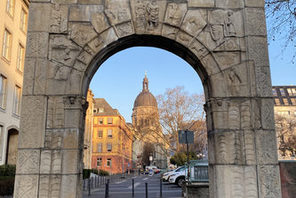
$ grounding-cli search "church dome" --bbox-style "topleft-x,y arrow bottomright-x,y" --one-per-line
133,74 -> 157,108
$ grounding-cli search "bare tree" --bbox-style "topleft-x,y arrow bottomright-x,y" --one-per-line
156,86 -> 206,154
275,114 -> 296,159
265,0 -> 296,62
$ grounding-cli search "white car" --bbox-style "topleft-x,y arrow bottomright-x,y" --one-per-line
168,167 -> 187,187
162,166 -> 185,182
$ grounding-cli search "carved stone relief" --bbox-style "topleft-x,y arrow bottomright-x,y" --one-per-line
181,10 -> 207,37
176,31 -> 194,47
258,165 -> 281,198
164,3 -> 186,27
46,96 -> 64,129
49,35 -> 80,67
50,4 -> 68,33
74,49 -> 93,71
16,150 -> 40,174
26,32 -> 49,58
115,22 -> 134,38
69,23 -> 98,47
162,24 -> 179,40
255,130 -> 278,164
14,175 -> 39,198
244,130 -> 256,165
91,13 -> 110,34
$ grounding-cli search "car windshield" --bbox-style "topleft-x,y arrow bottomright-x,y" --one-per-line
175,167 -> 185,172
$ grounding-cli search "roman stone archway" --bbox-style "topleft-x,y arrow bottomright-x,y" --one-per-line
15,0 -> 281,197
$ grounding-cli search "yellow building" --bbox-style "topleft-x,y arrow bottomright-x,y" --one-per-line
91,98 -> 133,174
0,0 -> 29,165
273,86 -> 296,160
84,89 -> 94,169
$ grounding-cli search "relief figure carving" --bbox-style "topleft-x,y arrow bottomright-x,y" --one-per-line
224,11 -> 236,37
166,3 -> 182,26
228,68 -> 242,95
135,1 -> 146,29
146,1 -> 159,30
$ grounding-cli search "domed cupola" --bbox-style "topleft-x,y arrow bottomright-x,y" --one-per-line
133,74 -> 157,108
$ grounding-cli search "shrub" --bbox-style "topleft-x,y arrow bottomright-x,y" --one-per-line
0,164 -> 16,176
83,168 -> 100,179
98,169 -> 109,176
0,176 -> 15,195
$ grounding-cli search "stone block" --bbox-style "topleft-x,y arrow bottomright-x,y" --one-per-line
261,98 -> 275,129
130,0 -> 166,34
69,23 -> 98,47
73,49 -> 93,72
28,3 -> 51,32
162,24 -> 178,40
52,0 -> 77,3
115,22 -> 134,38
91,13 -> 110,34
255,66 -> 273,97
243,130 -> 256,165
40,150 -> 51,174
164,3 -> 187,27
16,149 -> 40,174
62,150 -> 79,174
245,8 -> 267,36
255,130 -> 278,164
52,150 -> 62,174
69,5 -> 104,22
181,10 -> 207,37
213,165 -> 258,198
78,0 -> 102,4
63,128 -> 79,149
210,73 -> 228,97
22,58 -> 35,95
14,175 -> 39,198
258,165 -> 282,198
39,175 -> 62,198
245,0 -> 265,7
216,0 -> 244,8
99,28 -> 118,47
247,36 -> 269,67
176,31 -> 194,47
26,32 -> 49,58
188,0 -> 214,7
213,52 -> 241,70
60,175 -> 78,198
200,53 -> 220,76
50,4 -> 68,34
19,96 -> 46,148
46,96 -> 65,128
105,0 -> 131,26
34,58 -> 48,95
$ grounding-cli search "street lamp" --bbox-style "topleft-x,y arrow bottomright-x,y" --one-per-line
149,155 -> 153,166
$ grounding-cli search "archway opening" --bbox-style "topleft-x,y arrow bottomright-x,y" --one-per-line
6,128 -> 19,165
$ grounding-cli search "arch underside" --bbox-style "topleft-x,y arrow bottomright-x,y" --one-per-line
15,1 -> 281,198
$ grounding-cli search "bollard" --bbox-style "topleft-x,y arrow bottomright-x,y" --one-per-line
145,182 -> 148,198
88,178 -> 91,196
160,178 -> 162,197
132,178 -> 135,197
105,181 -> 109,198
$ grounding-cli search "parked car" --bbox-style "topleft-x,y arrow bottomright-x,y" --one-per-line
168,167 -> 187,187
162,166 -> 185,182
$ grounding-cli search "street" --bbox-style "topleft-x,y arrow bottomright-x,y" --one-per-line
83,174 -> 182,198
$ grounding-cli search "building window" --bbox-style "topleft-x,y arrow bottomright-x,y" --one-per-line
6,0 -> 15,17
107,129 -> 112,138
93,108 -> 97,113
0,75 -> 7,109
107,118 -> 113,124
13,86 -> 21,115
287,88 -> 296,96
280,88 -> 285,96
97,143 -> 102,153
107,158 -> 111,167
2,29 -> 12,61
107,143 -> 112,152
20,8 -> 27,32
16,44 -> 24,72
275,98 -> 281,106
98,118 -> 103,125
291,98 -> 296,105
283,98 -> 289,106
99,108 -> 104,113
98,130 -> 103,138
97,157 -> 102,166
272,89 -> 277,96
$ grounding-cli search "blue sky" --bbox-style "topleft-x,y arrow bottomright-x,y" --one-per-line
90,40 -> 295,123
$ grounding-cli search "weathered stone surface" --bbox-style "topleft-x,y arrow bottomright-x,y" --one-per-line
63,128 -> 80,149
245,8 -> 267,36
50,4 -> 68,33
255,130 -> 278,164
261,98 -> 275,129
78,0 -> 102,4
69,23 -> 98,47
188,0 -> 214,7
16,149 -> 40,174
130,0 -> 166,34
52,0 -> 77,3
26,32 -> 49,58
164,3 -> 187,27
115,22 -> 134,38
105,0 -> 131,26
14,175 -> 39,198
60,175 -> 78,198
245,0 -> 265,7
28,3 -> 51,32
255,66 -> 273,97
216,0 -> 244,8
91,13 -> 110,34
46,96 -> 65,128
258,165 -> 282,198
69,5 -> 104,22
247,36 -> 269,67
243,130 -> 256,165
19,96 -> 46,148
22,58 -> 35,95
62,150 -> 79,174
181,10 -> 207,37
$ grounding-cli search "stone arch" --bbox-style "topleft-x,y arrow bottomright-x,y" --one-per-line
15,0 -> 281,198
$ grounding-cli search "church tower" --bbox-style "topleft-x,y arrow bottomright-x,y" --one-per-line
132,74 -> 167,168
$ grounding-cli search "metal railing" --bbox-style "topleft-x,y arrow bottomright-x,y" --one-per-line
189,160 -> 209,183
